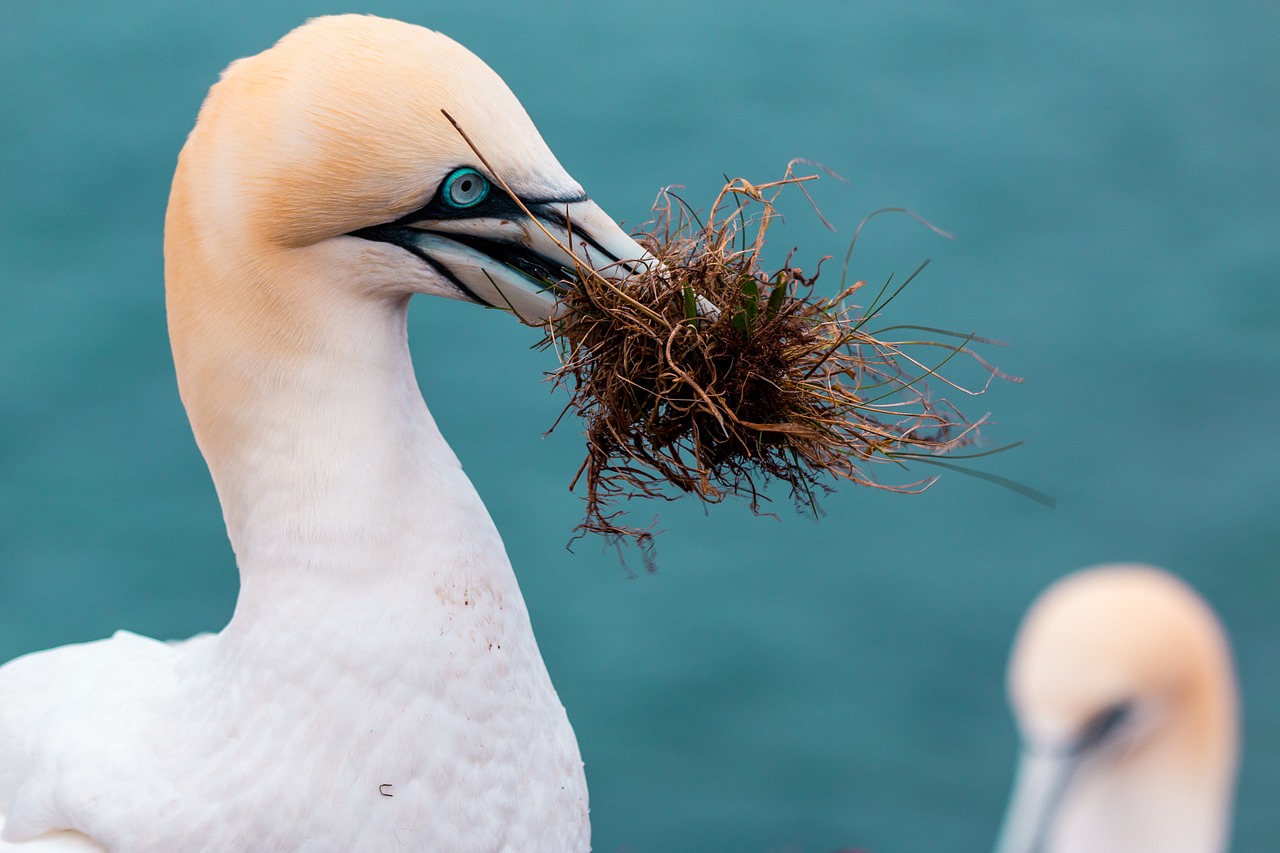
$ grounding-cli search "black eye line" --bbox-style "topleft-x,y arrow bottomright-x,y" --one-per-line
346,171 -> 598,302
1069,701 -> 1133,756
346,224 -> 492,308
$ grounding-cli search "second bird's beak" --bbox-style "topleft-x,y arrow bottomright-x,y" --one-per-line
399,198 -> 652,325
992,748 -> 1081,853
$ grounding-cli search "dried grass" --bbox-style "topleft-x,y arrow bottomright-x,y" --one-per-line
538,166 -> 1021,568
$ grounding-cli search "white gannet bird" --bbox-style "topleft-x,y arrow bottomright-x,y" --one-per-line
0,14 -> 650,852
994,564 -> 1239,853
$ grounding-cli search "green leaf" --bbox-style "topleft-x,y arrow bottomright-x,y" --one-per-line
742,274 -> 757,311
765,276 -> 787,319
682,285 -> 698,326
740,275 -> 760,316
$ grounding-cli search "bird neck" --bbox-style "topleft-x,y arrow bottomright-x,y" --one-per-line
165,236 -> 526,650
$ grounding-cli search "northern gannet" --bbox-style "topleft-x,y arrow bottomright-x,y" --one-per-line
994,564 -> 1239,853
0,14 -> 649,852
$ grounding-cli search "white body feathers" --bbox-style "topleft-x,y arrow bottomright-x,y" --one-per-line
0,15 -> 615,851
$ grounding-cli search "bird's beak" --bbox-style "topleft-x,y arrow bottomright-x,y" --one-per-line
992,748 -> 1081,853
391,198 -> 652,325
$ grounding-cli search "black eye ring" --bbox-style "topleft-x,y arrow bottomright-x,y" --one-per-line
442,167 -> 490,209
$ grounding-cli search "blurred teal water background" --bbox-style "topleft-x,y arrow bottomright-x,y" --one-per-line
1,1 -> 1276,850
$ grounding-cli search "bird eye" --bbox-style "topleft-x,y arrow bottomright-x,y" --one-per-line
442,167 -> 490,209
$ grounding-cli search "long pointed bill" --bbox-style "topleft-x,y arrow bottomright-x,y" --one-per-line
403,199 -> 652,325
993,749 -> 1081,853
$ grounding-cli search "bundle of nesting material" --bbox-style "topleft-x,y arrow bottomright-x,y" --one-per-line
540,169 -> 1018,566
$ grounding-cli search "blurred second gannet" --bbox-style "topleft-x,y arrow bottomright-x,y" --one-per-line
0,14 -> 650,852
994,564 -> 1239,853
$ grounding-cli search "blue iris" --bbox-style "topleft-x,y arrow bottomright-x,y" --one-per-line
442,167 -> 490,209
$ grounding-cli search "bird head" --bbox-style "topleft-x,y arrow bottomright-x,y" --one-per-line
994,564 -> 1238,853
166,13 -> 646,327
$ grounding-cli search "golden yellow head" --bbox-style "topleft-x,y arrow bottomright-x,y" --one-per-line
166,13 -> 644,325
